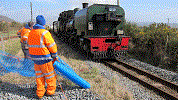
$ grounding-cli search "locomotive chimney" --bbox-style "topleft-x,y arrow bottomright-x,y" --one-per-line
82,3 -> 88,8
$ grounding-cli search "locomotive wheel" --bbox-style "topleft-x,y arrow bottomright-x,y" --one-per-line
83,41 -> 95,60
106,48 -> 115,59
114,53 -> 120,60
91,53 -> 99,61
68,37 -> 73,45
114,52 -> 127,60
83,43 -> 90,59
64,36 -> 68,43
69,36 -> 77,47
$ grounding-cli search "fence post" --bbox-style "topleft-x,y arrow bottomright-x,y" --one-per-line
9,34 -> 12,48
1,34 -> 5,53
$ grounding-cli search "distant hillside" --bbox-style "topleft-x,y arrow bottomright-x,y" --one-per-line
0,15 -> 15,22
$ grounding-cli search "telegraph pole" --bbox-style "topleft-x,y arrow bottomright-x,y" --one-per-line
30,2 -> 33,22
166,18 -> 171,26
165,18 -> 171,53
117,0 -> 119,5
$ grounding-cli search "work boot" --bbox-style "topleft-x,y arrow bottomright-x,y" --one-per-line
32,94 -> 43,100
45,92 -> 59,97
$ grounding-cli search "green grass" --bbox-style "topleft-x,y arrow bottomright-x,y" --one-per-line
6,39 -> 21,55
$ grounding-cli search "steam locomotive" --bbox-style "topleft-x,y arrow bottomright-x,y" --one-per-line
53,3 -> 130,59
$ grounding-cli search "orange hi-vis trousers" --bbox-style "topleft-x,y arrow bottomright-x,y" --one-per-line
34,61 -> 56,98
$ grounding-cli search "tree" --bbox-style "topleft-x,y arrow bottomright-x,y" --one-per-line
10,21 -> 17,27
124,22 -> 178,68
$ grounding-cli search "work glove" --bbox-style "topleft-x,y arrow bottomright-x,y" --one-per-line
52,57 -> 58,64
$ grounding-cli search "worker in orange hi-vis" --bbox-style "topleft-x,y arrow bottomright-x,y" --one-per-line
16,22 -> 34,58
27,15 -> 58,99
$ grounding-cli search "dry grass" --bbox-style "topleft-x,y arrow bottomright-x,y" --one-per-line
90,76 -> 132,100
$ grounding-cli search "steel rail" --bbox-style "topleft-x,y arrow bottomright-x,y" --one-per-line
102,59 -> 178,100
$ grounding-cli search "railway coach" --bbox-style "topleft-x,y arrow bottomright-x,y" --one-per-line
53,3 -> 130,59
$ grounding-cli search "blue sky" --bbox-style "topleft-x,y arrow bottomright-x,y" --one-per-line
0,0 -> 177,26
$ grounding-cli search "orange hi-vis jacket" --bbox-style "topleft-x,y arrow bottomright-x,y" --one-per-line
17,27 -> 31,43
28,27 -> 57,65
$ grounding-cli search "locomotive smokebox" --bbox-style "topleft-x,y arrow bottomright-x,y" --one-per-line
82,3 -> 88,8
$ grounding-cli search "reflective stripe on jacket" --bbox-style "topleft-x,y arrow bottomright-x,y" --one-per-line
22,35 -> 28,44
28,27 -> 57,65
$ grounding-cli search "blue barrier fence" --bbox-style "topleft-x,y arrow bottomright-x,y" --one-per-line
0,50 -> 91,88
0,50 -> 35,77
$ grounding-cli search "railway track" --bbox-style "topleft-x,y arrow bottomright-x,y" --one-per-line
102,59 -> 178,100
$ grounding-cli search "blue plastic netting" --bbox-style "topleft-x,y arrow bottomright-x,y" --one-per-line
0,50 -> 91,88
0,50 -> 35,77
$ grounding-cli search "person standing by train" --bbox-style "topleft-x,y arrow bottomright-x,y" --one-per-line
16,22 -> 34,58
27,15 -> 58,99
